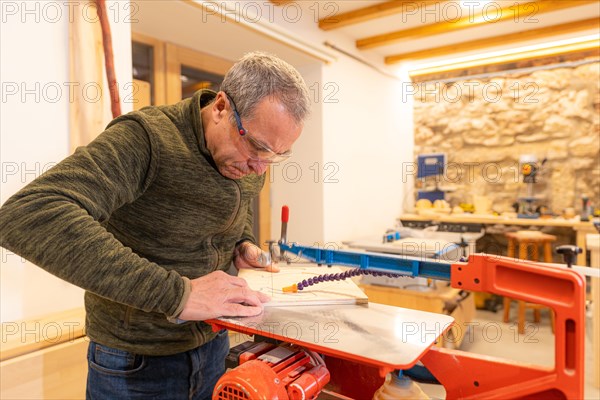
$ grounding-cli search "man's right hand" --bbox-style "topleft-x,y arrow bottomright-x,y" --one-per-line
178,270 -> 270,321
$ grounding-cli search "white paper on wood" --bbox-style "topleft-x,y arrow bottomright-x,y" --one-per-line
238,264 -> 368,307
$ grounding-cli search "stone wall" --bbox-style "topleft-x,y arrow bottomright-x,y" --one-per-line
413,62 -> 600,215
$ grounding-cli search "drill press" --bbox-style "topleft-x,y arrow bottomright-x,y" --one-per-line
516,155 -> 547,219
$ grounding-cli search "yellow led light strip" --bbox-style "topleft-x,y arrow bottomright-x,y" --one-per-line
409,37 -> 599,78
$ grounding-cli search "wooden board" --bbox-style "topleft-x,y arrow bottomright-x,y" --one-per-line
132,79 -> 151,111
1,308 -> 86,362
68,3 -> 110,152
238,264 -> 368,307
399,213 -> 597,265
0,337 -> 88,399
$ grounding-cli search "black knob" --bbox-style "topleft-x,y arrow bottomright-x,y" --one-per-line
556,245 -> 582,268
457,237 -> 469,258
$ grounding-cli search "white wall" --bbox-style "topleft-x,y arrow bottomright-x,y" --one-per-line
0,1 -> 132,322
321,61 -> 412,243
269,63 -> 325,245
261,2 -> 415,245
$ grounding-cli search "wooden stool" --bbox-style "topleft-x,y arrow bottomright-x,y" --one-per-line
503,231 -> 557,334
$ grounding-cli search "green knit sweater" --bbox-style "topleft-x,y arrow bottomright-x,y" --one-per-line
0,90 -> 265,355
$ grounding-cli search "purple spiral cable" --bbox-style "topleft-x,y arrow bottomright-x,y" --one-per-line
295,268 -> 407,291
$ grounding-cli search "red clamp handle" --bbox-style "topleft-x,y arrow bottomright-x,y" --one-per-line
281,205 -> 289,223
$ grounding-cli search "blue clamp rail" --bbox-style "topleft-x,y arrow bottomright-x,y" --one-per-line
279,242 -> 452,281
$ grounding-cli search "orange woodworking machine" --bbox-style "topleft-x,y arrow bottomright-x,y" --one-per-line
208,207 -> 586,399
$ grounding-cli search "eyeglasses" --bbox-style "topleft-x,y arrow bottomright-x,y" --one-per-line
224,93 -> 292,163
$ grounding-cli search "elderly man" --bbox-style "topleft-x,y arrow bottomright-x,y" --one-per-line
0,52 -> 310,399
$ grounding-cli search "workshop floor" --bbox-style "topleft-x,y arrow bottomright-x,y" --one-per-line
421,305 -> 600,399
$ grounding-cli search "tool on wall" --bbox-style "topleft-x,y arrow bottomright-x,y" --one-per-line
416,153 -> 447,203
515,154 -> 547,219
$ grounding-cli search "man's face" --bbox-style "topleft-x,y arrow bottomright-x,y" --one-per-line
208,92 -> 302,180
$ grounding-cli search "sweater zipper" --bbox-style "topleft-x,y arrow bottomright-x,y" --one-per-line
209,180 -> 241,270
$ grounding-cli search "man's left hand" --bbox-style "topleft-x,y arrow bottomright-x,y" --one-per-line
234,241 -> 279,272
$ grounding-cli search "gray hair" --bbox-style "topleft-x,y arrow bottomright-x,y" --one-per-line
220,51 -> 310,126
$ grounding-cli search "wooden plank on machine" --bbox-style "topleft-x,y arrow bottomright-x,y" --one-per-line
238,264 -> 368,306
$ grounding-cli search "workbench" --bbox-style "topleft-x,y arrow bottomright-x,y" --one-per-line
399,213 -> 597,265
0,308 -> 87,399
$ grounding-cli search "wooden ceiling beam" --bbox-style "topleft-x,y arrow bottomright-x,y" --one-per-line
357,0 -> 598,50
386,18 -> 600,64
319,0 -> 446,31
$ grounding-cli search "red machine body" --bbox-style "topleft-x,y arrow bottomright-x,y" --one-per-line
210,254 -> 586,399
212,206 -> 588,398
213,343 -> 330,400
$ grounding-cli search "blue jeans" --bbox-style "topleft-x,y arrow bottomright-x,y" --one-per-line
86,330 -> 229,400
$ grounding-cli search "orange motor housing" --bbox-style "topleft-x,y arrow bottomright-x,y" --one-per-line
213,344 -> 330,400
